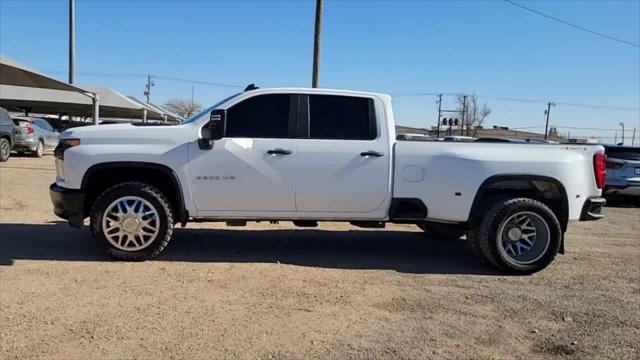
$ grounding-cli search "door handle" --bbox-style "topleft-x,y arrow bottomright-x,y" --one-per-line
360,150 -> 384,157
267,148 -> 292,155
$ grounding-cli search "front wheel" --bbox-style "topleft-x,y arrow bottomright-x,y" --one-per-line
472,197 -> 562,275
90,181 -> 174,261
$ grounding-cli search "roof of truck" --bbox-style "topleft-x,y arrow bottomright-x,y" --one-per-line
242,87 -> 392,99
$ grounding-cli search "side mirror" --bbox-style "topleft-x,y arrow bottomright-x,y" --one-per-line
198,109 -> 226,150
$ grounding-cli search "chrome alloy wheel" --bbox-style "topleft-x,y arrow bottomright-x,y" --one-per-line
497,211 -> 550,265
101,196 -> 160,251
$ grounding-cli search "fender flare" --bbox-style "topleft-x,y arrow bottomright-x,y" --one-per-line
81,161 -> 188,226
468,174 -> 569,232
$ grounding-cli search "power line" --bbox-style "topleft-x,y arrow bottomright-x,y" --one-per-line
554,101 -> 640,112
44,70 -> 244,88
393,92 -> 449,97
511,125 -> 626,132
475,94 -> 640,111
504,0 -> 640,48
394,92 -> 640,112
511,125 -> 545,130
38,69 -> 640,111
553,125 -> 621,131
153,75 -> 242,89
44,69 -> 146,78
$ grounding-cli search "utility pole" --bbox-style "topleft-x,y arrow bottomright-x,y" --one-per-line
460,95 -> 467,136
144,75 -> 154,103
191,85 -> 194,109
312,0 -> 323,88
618,122 -> 625,144
631,127 -> 636,146
68,0 -> 75,84
614,132 -> 617,144
436,94 -> 443,138
544,102 -> 556,140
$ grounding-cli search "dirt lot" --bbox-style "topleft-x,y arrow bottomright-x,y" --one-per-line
0,155 -> 638,359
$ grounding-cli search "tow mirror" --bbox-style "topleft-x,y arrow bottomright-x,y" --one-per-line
198,109 -> 226,150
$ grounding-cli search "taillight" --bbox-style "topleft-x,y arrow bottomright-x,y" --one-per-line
27,126 -> 34,134
606,160 -> 622,169
593,153 -> 607,189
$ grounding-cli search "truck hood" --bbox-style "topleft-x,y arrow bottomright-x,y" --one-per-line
60,123 -> 192,146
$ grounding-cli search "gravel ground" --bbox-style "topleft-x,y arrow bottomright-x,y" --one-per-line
1,155 -> 639,360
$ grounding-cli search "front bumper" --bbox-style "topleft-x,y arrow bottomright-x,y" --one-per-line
579,197 -> 606,221
50,183 -> 85,228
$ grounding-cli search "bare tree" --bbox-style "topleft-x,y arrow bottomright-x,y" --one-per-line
457,94 -> 491,137
163,99 -> 203,119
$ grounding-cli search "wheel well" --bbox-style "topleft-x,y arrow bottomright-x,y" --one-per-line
469,175 -> 569,231
82,162 -> 186,224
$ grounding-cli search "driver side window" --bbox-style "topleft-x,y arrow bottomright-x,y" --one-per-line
225,94 -> 295,138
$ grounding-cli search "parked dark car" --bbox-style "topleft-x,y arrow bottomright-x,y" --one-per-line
12,117 -> 60,157
603,145 -> 640,199
0,107 -> 16,162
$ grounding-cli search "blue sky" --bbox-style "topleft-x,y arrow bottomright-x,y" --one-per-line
1,0 -> 639,141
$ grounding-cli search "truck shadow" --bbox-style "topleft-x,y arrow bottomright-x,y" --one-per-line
0,222 -> 499,275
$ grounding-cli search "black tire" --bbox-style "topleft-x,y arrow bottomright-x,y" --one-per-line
474,197 -> 562,275
0,138 -> 10,162
417,221 -> 465,240
32,140 -> 44,157
90,181 -> 174,261
466,231 -> 483,256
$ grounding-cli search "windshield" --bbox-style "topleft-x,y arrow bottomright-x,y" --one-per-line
180,93 -> 241,124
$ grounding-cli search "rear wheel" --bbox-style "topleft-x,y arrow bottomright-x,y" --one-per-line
32,140 -> 44,157
473,197 -> 562,275
90,181 -> 174,261
0,138 -> 10,162
417,221 -> 465,240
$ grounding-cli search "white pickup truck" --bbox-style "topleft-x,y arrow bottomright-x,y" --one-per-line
50,87 -> 607,274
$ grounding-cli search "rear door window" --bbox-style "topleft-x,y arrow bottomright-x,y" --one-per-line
308,95 -> 376,140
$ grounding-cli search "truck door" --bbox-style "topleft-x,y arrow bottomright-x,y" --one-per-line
295,94 -> 390,217
188,94 -> 298,212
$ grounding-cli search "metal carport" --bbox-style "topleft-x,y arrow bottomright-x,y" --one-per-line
0,54 -> 101,123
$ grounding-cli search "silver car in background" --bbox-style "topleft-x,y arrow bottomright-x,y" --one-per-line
604,145 -> 640,199
12,117 -> 59,157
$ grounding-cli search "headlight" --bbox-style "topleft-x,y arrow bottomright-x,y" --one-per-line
60,138 -> 81,147
54,138 -> 81,159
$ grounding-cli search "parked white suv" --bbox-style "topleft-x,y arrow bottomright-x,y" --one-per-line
50,87 -> 607,274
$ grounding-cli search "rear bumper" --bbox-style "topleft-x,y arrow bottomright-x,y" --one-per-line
13,138 -> 37,151
579,197 -> 606,221
50,183 -> 85,228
